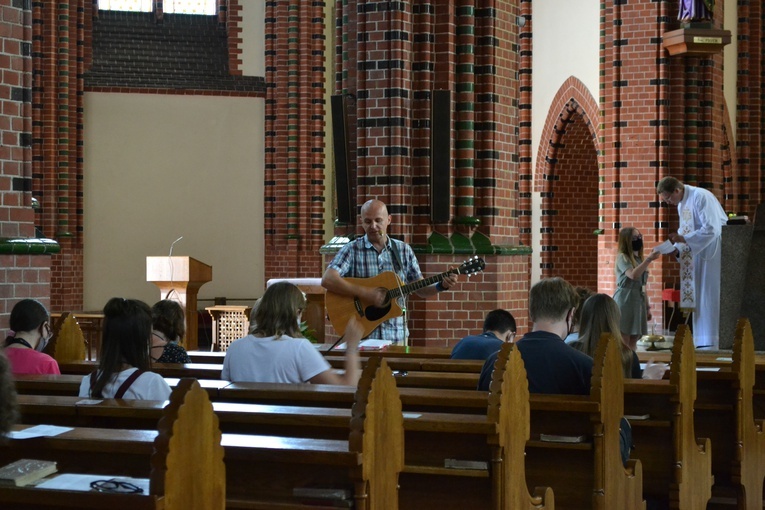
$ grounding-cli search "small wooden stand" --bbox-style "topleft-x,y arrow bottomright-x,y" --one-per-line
147,256 -> 212,351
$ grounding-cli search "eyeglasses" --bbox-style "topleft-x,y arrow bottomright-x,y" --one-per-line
90,479 -> 144,494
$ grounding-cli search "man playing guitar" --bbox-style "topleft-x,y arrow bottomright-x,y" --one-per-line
321,199 -> 459,344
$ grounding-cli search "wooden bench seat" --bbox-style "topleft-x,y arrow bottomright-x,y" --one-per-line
16,345 -> 553,510
0,379 -> 225,510
57,360 -> 482,390
9,360 -> 405,510
623,325 -> 713,508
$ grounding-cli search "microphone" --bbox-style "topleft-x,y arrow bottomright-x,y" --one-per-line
169,236 -> 183,257
165,236 -> 184,300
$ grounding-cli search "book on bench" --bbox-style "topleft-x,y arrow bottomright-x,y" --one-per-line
444,459 -> 489,470
539,434 -> 587,443
0,459 -> 58,487
293,486 -> 353,508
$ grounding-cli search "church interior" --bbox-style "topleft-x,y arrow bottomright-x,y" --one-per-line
1,0 -> 764,508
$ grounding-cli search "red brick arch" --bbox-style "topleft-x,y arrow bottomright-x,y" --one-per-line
534,77 -> 601,285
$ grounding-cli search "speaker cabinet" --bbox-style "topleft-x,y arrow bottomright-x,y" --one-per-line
430,89 -> 451,223
331,94 -> 354,224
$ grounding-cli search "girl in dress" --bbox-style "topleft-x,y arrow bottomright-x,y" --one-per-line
613,227 -> 660,351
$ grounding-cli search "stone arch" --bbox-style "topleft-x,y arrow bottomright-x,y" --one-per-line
534,77 -> 601,285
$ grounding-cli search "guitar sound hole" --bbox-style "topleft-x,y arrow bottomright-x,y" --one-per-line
364,303 -> 391,321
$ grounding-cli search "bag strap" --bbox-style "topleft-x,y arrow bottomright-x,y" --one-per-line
388,237 -> 405,275
114,369 -> 145,399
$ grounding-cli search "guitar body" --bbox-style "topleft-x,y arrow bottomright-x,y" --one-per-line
325,271 -> 404,339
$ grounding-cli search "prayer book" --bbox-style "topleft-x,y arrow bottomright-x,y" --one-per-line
539,434 -> 587,443
444,459 -> 489,470
0,459 -> 58,487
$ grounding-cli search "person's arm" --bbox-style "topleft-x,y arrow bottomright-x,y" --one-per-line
309,317 -> 363,386
415,271 -> 459,297
623,251 -> 660,280
322,267 -> 387,307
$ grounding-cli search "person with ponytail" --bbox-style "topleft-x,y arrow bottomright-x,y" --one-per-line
613,227 -> 660,351
79,298 -> 171,400
150,300 -> 191,364
3,299 -> 59,375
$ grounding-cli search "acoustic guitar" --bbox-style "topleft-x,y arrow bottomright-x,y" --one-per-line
326,257 -> 486,338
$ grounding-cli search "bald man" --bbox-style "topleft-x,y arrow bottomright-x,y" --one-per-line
322,199 -> 457,344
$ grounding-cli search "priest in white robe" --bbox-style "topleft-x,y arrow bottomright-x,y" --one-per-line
657,177 -> 728,348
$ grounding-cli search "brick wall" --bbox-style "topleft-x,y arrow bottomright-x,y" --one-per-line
0,0 -> 52,328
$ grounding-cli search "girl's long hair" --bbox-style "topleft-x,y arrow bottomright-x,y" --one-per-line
91,298 -> 153,398
576,294 -> 634,378
616,227 -> 643,269
251,282 -> 306,340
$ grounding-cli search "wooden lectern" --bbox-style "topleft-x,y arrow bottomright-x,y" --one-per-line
147,256 -> 212,351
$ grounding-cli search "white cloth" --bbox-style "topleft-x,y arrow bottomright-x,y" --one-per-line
78,367 -> 172,400
221,334 -> 331,383
673,185 -> 728,348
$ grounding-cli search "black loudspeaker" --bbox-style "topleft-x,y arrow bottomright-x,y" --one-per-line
331,94 -> 354,224
430,89 -> 451,223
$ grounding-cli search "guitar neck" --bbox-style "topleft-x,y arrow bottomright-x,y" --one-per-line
387,270 -> 455,300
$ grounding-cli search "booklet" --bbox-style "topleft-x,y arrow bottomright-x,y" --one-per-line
654,240 -> 676,254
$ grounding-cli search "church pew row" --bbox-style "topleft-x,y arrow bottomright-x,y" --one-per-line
622,325 -> 712,509
633,319 -> 765,509
16,346 -> 553,510
15,337 -> 642,509
186,350 -> 484,373
56,359 -> 482,390
6,361 -> 403,510
0,378 -> 225,510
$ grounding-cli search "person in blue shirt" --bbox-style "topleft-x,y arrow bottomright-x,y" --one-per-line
450,309 -> 516,361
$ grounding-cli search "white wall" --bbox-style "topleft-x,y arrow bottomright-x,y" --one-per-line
530,1 -> 601,283
83,93 -> 264,310
239,0 -> 265,77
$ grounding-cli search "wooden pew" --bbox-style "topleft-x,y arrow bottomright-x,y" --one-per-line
44,312 -> 87,363
13,373 -> 231,399
692,318 -> 765,509
9,361 -> 405,510
522,334 -> 645,510
42,339 -> 639,508
0,378 -> 225,510
57,359 -> 482,390
16,345 -> 554,510
623,324 -> 713,508
188,350 -> 485,373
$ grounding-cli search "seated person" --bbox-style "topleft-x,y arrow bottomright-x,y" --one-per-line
570,294 -> 641,379
3,299 -> 60,375
151,300 -> 192,364
79,298 -> 171,400
564,286 -> 594,344
451,309 -> 516,360
222,282 -> 363,385
0,351 -> 18,436
477,277 -> 633,466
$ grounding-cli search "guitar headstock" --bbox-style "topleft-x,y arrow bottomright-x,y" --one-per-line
457,256 -> 486,277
